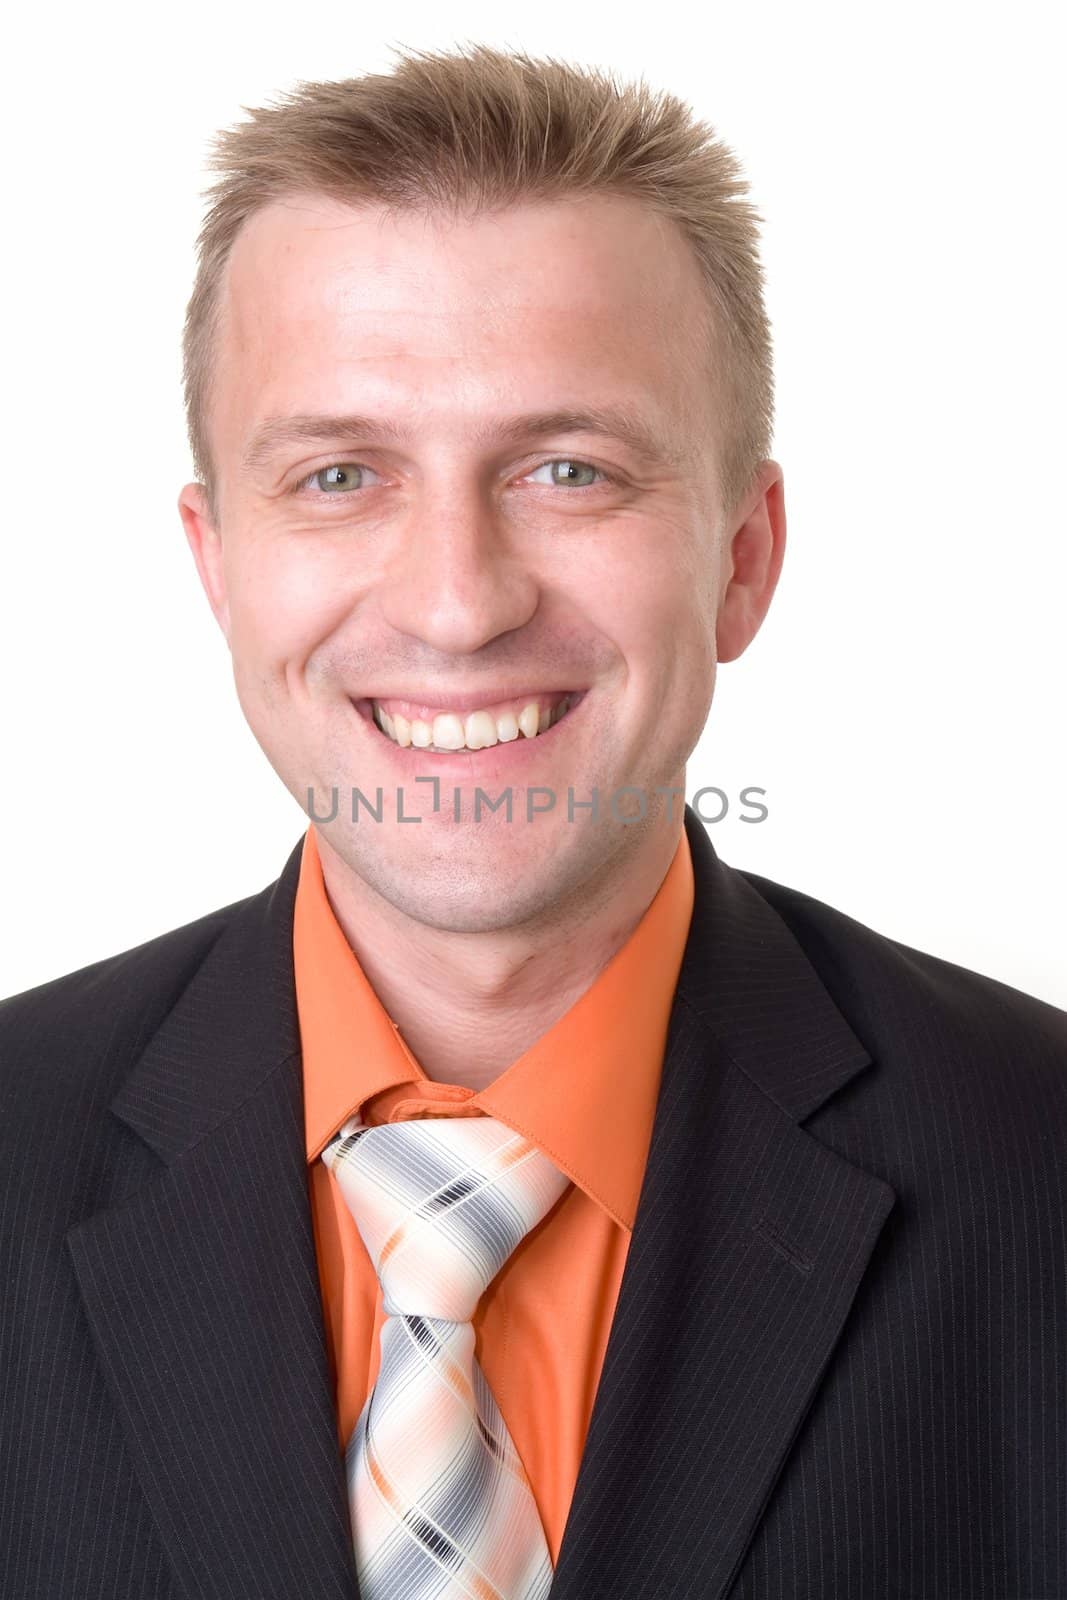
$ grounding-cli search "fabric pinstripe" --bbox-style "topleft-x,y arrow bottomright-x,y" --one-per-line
321,1112 -> 573,1600
3,807 -> 1065,1597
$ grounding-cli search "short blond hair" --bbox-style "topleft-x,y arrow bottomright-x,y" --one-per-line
182,43 -> 774,524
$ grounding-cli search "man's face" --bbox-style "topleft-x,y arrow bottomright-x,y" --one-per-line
181,192 -> 778,933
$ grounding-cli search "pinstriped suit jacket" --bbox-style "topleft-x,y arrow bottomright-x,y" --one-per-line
2,805 -> 1065,1599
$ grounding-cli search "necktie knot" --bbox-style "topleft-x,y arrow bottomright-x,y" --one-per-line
323,1112 -> 572,1323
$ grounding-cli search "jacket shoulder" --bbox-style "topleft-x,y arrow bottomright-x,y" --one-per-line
0,888 -> 258,1103
738,865 -> 1067,1103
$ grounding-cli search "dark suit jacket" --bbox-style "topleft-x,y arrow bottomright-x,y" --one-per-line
2,805 -> 1065,1599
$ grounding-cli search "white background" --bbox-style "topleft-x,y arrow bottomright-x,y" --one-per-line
1,1 -> 1064,1007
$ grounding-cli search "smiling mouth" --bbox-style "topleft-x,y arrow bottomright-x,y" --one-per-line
352,691 -> 586,753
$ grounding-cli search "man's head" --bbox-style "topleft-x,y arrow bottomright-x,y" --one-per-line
178,45 -> 785,935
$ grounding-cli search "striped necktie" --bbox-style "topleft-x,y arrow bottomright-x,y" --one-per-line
321,1110 -> 573,1600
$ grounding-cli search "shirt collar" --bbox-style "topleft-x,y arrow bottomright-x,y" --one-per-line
294,821 -> 694,1232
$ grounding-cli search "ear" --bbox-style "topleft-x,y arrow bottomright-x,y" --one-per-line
178,482 -> 231,644
715,460 -> 786,664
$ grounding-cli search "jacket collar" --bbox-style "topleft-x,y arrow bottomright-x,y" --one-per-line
67,805 -> 895,1600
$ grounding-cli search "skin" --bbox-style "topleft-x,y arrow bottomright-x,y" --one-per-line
179,192 -> 785,1090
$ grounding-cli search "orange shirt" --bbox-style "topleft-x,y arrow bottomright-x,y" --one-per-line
296,822 -> 694,1563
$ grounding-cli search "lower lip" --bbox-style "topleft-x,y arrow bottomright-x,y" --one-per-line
349,693 -> 588,784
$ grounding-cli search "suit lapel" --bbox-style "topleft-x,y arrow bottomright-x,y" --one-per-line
66,840 -> 361,1600
546,809 -> 897,1599
66,807 -> 895,1600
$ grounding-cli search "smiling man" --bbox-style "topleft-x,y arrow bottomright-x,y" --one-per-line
180,184 -> 767,1089
2,44 -> 1065,1600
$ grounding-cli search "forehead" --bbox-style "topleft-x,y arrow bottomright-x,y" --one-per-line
224,189 -> 707,325
214,192 -> 713,445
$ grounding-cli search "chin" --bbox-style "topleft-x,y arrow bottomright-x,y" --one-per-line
379,852 -> 563,934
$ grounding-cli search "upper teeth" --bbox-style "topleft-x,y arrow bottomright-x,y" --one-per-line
372,696 -> 574,750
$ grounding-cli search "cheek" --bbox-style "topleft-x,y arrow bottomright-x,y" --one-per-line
621,564 -> 711,685
643,607 -> 716,763
224,540 -> 356,668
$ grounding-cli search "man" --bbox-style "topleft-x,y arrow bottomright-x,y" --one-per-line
1,42 -> 1064,1600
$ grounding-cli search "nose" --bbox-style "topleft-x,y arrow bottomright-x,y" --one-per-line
378,482 -> 541,656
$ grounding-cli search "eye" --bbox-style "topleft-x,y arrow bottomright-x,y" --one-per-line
527,459 -> 606,489
292,456 -> 611,499
297,462 -> 379,494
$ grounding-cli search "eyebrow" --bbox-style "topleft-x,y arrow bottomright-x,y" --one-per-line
240,405 -> 684,476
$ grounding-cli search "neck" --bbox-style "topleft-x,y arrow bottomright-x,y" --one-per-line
314,809 -> 686,1092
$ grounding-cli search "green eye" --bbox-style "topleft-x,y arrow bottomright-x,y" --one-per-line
556,461 -> 596,486
295,456 -> 610,500
530,459 -> 605,488
314,464 -> 364,492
